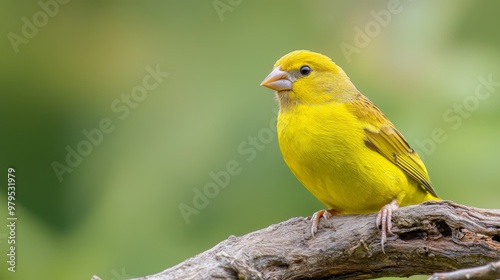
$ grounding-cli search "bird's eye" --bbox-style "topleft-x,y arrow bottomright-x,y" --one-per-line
299,65 -> 311,76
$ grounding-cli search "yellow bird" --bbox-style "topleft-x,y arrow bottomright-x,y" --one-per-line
260,50 -> 439,251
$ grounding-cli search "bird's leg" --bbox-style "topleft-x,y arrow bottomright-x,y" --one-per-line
376,199 -> 399,253
311,209 -> 339,237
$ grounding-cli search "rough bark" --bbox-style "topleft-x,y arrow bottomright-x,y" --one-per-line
93,201 -> 500,280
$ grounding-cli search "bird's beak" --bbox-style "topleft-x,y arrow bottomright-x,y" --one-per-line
260,66 -> 292,92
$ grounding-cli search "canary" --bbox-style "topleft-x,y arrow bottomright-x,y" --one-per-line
260,50 -> 439,252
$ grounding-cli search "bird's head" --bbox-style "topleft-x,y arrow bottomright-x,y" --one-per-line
261,50 -> 357,109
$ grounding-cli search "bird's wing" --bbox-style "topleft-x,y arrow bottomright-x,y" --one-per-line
346,94 -> 439,197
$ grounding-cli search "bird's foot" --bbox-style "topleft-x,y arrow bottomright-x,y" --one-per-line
311,209 -> 339,237
376,199 -> 399,253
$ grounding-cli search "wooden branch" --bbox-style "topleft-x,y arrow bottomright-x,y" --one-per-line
93,201 -> 500,280
429,260 -> 500,280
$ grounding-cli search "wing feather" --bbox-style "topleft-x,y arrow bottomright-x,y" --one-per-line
347,94 -> 438,197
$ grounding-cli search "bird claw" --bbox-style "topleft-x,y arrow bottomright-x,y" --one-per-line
311,209 -> 338,237
376,200 -> 399,253
310,201 -> 399,252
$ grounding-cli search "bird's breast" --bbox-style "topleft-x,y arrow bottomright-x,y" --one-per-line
276,103 -> 405,213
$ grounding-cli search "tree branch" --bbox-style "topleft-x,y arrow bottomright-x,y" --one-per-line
93,201 -> 500,280
429,260 -> 500,280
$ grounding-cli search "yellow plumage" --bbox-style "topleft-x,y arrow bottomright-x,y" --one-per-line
261,50 -> 439,250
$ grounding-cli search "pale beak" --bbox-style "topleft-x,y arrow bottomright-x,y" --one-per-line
260,66 -> 292,92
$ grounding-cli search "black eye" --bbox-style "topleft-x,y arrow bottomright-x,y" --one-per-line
299,65 -> 311,76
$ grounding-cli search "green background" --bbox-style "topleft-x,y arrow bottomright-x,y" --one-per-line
1,1 -> 499,279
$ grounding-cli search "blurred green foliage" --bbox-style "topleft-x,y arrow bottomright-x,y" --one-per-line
1,1 -> 499,279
